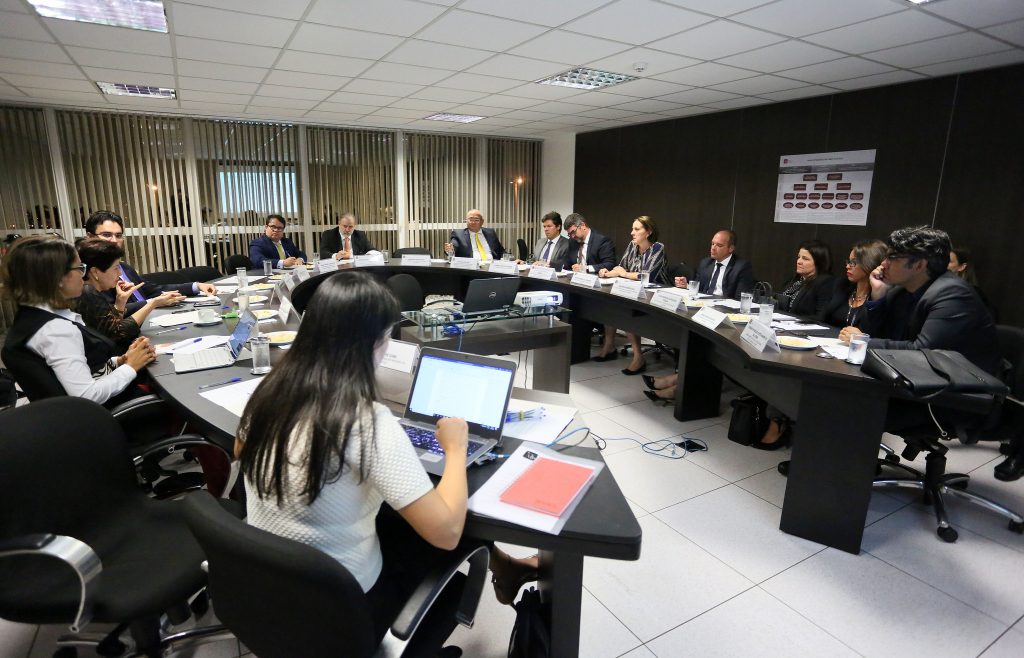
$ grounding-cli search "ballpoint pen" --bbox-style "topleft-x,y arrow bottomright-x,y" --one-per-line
198,377 -> 242,390
153,326 -> 188,335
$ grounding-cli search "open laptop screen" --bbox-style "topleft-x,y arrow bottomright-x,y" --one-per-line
406,352 -> 515,435
228,311 -> 258,358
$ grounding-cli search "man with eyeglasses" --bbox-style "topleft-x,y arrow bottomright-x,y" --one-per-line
444,209 -> 505,261
249,214 -> 307,269
562,213 -> 615,273
319,212 -> 374,260
85,210 -> 215,313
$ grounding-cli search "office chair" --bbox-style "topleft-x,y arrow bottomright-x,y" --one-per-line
183,490 -> 491,658
668,262 -> 693,282
386,273 -> 426,312
393,247 -> 431,257
874,327 -> 1024,542
137,269 -> 182,285
224,254 -> 253,274
517,238 -> 530,262
0,397 -> 236,657
173,265 -> 223,283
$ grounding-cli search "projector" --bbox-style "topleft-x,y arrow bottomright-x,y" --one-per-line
515,290 -> 563,307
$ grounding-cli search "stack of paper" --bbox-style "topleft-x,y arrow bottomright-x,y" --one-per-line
198,378 -> 262,417
151,312 -> 197,327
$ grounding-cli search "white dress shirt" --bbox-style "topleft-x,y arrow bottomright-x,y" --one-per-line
711,254 -> 733,296
578,234 -> 594,272
24,304 -> 137,404
468,229 -> 493,261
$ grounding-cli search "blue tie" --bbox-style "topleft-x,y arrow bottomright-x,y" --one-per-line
707,262 -> 723,295
541,240 -> 553,261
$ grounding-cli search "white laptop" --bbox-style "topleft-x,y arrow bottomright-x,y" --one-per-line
399,348 -> 517,476
173,311 -> 258,374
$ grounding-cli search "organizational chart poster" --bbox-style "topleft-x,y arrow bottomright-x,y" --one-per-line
774,149 -> 875,226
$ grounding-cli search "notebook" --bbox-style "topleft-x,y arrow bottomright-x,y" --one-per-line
399,347 -> 517,476
173,310 -> 257,374
500,456 -> 597,517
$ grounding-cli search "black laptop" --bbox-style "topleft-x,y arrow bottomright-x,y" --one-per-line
461,277 -> 521,314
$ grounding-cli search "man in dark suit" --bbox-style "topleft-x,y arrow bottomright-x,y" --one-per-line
319,212 -> 374,260
248,214 -> 307,269
674,229 -> 754,299
531,211 -> 572,271
85,210 -> 214,313
563,213 -> 616,273
445,208 -> 505,261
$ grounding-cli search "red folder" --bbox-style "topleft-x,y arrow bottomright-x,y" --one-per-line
500,457 -> 595,517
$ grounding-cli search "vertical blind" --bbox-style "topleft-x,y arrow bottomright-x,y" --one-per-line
405,133 -> 478,256
488,139 -> 542,259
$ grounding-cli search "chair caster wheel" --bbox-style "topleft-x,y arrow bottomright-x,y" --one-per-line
777,461 -> 789,477
1009,520 -> 1024,534
937,526 -> 958,543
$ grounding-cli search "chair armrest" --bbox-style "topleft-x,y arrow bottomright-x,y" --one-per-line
109,393 -> 164,418
0,534 -> 102,633
390,543 -> 490,641
131,433 -> 230,464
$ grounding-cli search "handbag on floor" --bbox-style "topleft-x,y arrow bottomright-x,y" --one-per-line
507,587 -> 550,658
727,393 -> 769,446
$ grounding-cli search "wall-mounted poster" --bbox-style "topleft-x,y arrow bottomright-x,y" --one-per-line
774,149 -> 875,226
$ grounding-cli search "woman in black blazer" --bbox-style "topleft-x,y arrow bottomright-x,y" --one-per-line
775,240 -> 834,318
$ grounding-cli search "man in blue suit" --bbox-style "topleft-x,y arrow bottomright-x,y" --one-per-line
445,208 -> 505,261
248,214 -> 307,269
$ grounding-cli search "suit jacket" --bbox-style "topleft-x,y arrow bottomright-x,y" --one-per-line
449,227 -> 504,260
566,231 -> 616,273
248,235 -> 306,268
532,235 -> 571,271
694,255 -> 754,299
319,228 -> 374,259
102,262 -> 194,314
864,271 -> 1000,375
777,274 -> 835,318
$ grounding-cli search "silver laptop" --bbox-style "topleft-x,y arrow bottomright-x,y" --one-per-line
399,347 -> 517,475
173,310 -> 258,374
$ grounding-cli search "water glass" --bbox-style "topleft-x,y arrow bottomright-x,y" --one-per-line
846,333 -> 870,365
740,292 -> 753,314
687,280 -> 699,297
262,260 -> 273,276
236,267 -> 248,290
250,336 -> 272,375
237,294 -> 249,313
758,302 -> 774,327
640,270 -> 650,287
382,250 -> 391,263
309,255 -> 319,270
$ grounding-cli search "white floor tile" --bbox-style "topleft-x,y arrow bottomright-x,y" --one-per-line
0,619 -> 34,658
579,410 -> 639,456
763,549 -> 1005,657
883,433 -> 1004,476
646,587 -> 858,658
602,445 -> 729,512
578,589 -> 644,658
679,423 -> 795,482
618,646 -> 657,658
447,586 -> 518,658
626,498 -> 649,518
598,400 -> 721,442
954,460 -> 1024,554
584,515 -> 752,642
980,629 -> 1024,658
862,506 -> 1024,625
28,623 -> 240,658
735,466 -> 789,508
570,374 -> 649,411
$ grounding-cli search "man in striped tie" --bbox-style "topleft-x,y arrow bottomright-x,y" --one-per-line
445,208 -> 505,262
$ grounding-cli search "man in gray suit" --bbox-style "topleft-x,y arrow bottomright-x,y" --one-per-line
531,211 -> 571,271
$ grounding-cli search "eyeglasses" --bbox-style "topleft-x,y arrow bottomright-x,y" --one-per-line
566,225 -> 579,238
97,231 -> 124,239
267,224 -> 285,232
884,252 -> 916,263
466,216 -> 483,223
845,259 -> 860,268
68,263 -> 87,275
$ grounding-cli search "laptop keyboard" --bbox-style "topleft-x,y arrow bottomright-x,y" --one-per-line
402,424 -> 484,458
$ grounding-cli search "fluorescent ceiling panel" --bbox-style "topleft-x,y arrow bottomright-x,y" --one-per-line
29,0 -> 167,32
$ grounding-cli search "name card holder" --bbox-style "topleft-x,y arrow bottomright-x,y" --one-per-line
649,289 -> 685,312
690,306 -> 734,330
450,257 -> 479,270
610,278 -> 644,300
354,254 -> 385,267
570,271 -> 600,288
317,259 -> 339,274
488,259 -> 518,275
528,264 -> 556,280
379,339 -> 420,373
401,254 -> 432,267
278,297 -> 295,323
740,319 -> 780,352
293,266 -> 310,283
283,274 -> 297,292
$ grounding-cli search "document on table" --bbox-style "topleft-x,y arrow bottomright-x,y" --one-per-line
199,378 -> 262,417
714,298 -> 760,310
151,311 -> 198,327
217,276 -> 265,286
501,398 -> 575,444
172,335 -> 230,355
772,319 -> 830,332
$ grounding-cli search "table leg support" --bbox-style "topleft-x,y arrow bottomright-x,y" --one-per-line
538,549 -> 583,658
674,328 -> 722,421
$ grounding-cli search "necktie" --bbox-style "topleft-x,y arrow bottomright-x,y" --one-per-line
540,240 -> 553,261
344,235 -> 350,254
473,232 -> 488,261
275,241 -> 286,260
578,242 -> 586,269
707,262 -> 723,295
120,265 -> 145,303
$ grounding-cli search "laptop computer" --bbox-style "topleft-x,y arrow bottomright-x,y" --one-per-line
173,310 -> 258,374
461,277 -> 520,314
399,347 -> 517,475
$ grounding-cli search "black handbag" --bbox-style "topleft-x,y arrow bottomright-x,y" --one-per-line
861,348 -> 1007,399
507,587 -> 550,658
727,394 -> 769,446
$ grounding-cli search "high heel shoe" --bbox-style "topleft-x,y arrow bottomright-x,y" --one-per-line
752,418 -> 792,451
644,390 -> 671,406
621,363 -> 646,376
642,374 -> 658,390
592,351 -> 618,362
491,553 -> 538,606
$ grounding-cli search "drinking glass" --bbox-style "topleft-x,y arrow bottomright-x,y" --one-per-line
687,280 -> 699,297
640,268 -> 650,287
262,260 -> 273,276
846,333 -> 870,365
237,294 -> 249,313
758,302 -> 774,327
740,292 -> 753,314
382,250 -> 391,263
197,308 -> 220,324
250,336 -> 272,375
236,267 -> 248,290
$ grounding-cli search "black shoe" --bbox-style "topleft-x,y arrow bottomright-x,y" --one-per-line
778,460 -> 790,477
592,351 -> 618,362
644,390 -> 671,406
622,363 -> 647,376
751,435 -> 791,451
994,455 -> 1024,482
642,374 -> 658,390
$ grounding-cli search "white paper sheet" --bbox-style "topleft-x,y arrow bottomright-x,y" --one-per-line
501,399 -> 575,444
183,295 -> 218,303
772,320 -> 830,332
171,335 -> 230,355
198,378 -> 263,417
713,298 -> 760,310
151,311 -> 198,327
822,344 -> 850,360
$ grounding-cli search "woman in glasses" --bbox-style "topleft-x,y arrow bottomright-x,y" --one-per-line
0,236 -> 155,405
821,239 -> 888,330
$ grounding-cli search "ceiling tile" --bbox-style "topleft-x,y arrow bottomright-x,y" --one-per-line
263,70 -> 351,91
389,97 -> 458,111
316,101 -> 382,114
778,57 -> 895,84
458,0 -> 609,26
361,62 -> 453,85
244,105 -> 308,117
172,4 -> 296,48
276,51 -> 372,77
828,70 -> 926,91
353,116 -> 415,127
656,105 -> 714,117
0,85 -> 28,97
983,19 -> 1024,47
0,38 -> 71,64
248,95 -> 319,110
565,0 -> 713,44
44,18 -> 172,55
710,74 -> 805,95
22,88 -> 105,102
467,116 -> 529,127
582,119 -> 631,130
732,0 -> 902,37
660,1 -> 775,17
178,89 -> 253,104
448,103 -> 523,115
501,82 -> 585,101
342,78 -> 423,97
528,101 -> 595,114
649,20 -> 785,60
82,68 -> 176,87
609,98 -> 683,113
409,86 -> 486,103
0,74 -> 95,93
415,10 -> 546,51
306,0 -> 446,36
289,23 -> 404,60
0,11 -> 52,41
256,84 -> 332,101
324,92 -> 399,106
610,77 -> 690,98
577,107 -> 640,119
385,40 -> 493,71
913,49 -> 1024,78
0,57 -> 84,80
178,59 -> 268,82
499,109 -> 561,121
304,110 -> 366,122
565,90 -> 637,106
435,72 -> 521,93
803,10 -> 964,54
179,100 -> 249,113
178,77 -> 261,95
67,47 -> 175,75
584,47 -> 699,77
921,0 -> 1024,29
702,96 -> 771,110
866,32 -> 1012,69
371,107 -> 430,119
509,30 -> 631,63
541,114 -> 603,126
174,36 -> 280,68
175,0 -> 310,20
657,87 -> 739,104
718,40 -> 844,73
653,62 -> 756,86
474,94 -> 543,109
468,55 -> 571,81
757,85 -> 835,101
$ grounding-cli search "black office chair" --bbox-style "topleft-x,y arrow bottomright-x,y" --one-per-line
517,238 -> 530,262
138,269 -> 183,285
174,265 -> 224,283
874,328 -> 1024,542
393,247 -> 431,257
668,262 -> 693,282
183,491 -> 490,658
387,273 -> 426,312
224,254 -> 253,275
0,397 -> 235,657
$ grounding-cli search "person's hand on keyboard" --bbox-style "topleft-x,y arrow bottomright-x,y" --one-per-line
436,417 -> 468,463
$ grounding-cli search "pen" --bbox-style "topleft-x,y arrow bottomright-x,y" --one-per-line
154,326 -> 188,335
170,308 -> 195,314
198,377 -> 242,390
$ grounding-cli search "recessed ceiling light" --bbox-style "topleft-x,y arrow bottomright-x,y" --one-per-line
904,0 -> 944,4
424,113 -> 484,123
97,82 -> 176,99
536,67 -> 638,91
28,0 -> 168,32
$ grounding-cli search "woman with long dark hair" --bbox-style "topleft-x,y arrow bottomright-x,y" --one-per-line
775,239 -> 834,318
821,239 -> 887,329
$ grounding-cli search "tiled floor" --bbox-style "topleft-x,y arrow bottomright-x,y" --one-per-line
5,351 -> 1024,657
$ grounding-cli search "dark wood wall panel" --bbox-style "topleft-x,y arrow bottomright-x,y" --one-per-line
574,63 -> 1024,326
